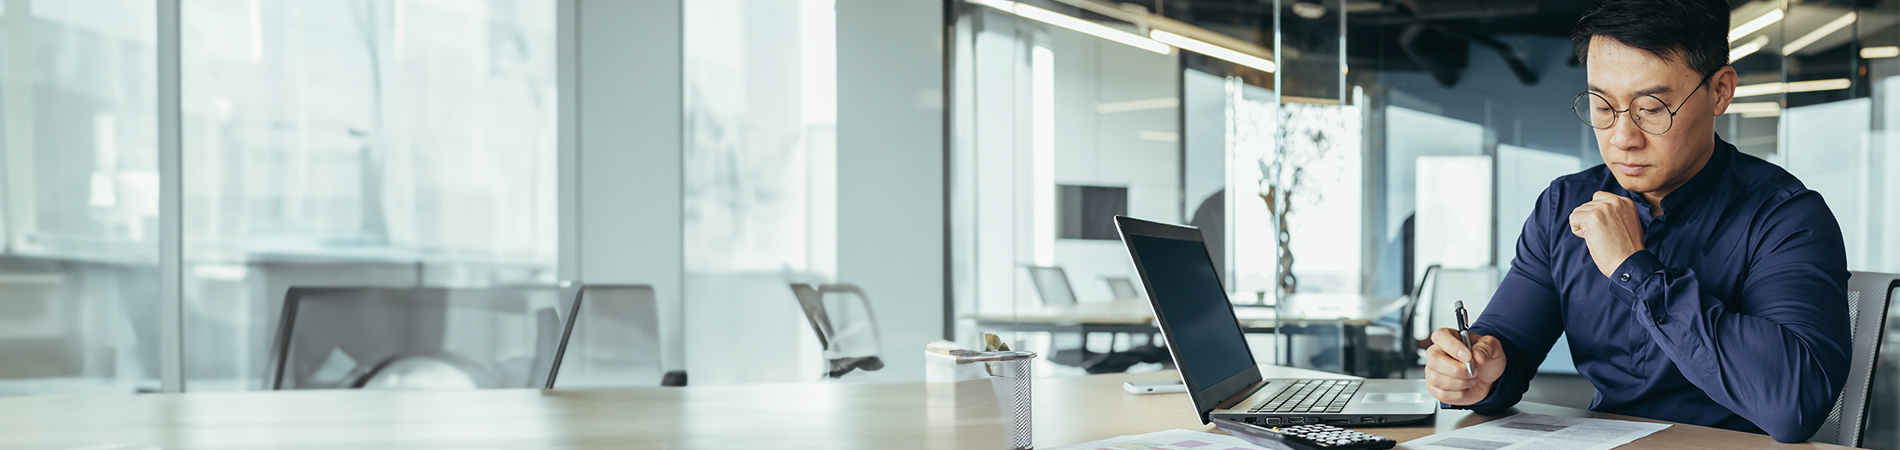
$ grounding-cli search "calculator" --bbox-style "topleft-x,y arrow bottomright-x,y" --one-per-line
1212,419 -> 1396,450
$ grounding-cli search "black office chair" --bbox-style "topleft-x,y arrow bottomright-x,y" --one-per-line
1026,266 -> 1164,373
1814,271 -> 1898,447
1026,266 -> 1106,368
790,283 -> 885,379
1362,265 -> 1499,378
267,285 -> 582,390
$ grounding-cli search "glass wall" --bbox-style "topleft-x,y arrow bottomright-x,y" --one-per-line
681,0 -> 841,384
1347,0 -> 1900,385
0,0 -> 944,394
948,0 -> 1900,385
681,0 -> 945,386
949,1 -> 1187,377
2,0 -> 1894,398
0,0 -> 160,395
179,0 -> 558,391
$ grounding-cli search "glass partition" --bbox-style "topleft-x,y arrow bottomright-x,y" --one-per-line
949,0 -> 1184,378
681,0 -> 843,384
681,0 -> 945,386
0,0 -> 160,395
179,0 -> 558,391
1,0 -> 1897,399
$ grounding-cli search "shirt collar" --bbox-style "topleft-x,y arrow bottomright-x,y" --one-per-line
1601,133 -> 1733,220
1659,134 -> 1733,215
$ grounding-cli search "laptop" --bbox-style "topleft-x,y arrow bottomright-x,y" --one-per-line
1114,215 -> 1437,427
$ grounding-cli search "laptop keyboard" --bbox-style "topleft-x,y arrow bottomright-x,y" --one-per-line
1250,379 -> 1363,414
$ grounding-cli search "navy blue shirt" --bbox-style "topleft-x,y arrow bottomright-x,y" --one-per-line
1464,135 -> 1851,443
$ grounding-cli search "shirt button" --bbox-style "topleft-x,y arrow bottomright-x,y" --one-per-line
1619,273 -> 1630,282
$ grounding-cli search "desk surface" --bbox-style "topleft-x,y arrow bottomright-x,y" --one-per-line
0,366 -> 1855,450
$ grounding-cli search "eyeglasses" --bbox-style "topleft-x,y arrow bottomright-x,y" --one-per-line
1571,72 -> 1713,135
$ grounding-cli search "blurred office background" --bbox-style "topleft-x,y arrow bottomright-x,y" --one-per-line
3,0 -> 1900,444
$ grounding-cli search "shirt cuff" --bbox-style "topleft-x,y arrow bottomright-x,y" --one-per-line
1610,249 -> 1665,293
1610,249 -> 1670,324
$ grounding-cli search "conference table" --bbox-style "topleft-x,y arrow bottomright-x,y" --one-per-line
962,294 -> 1410,375
0,365 -> 1854,449
961,294 -> 1407,335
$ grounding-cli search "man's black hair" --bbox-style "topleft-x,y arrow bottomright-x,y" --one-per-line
1572,0 -> 1730,77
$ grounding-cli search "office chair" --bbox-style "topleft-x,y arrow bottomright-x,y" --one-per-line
1027,266 -> 1078,306
1104,277 -> 1140,300
1374,265 -> 1498,377
1026,266 -> 1106,368
789,283 -> 885,379
553,285 -> 686,388
1812,271 -> 1897,447
267,285 -> 582,390
1399,266 -> 1498,351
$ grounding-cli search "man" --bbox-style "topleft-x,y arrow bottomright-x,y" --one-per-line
1422,0 -> 1851,443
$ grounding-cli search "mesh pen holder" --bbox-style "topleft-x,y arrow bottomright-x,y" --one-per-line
924,342 -> 1038,449
986,357 -> 1035,450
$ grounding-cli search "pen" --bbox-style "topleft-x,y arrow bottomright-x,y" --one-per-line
1455,300 -> 1475,377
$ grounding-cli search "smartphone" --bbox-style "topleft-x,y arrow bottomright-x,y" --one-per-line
1123,379 -> 1187,395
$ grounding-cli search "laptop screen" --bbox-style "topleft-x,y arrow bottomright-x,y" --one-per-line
1125,233 -> 1255,395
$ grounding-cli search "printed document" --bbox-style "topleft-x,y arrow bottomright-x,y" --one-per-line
1043,429 -> 1261,450
1401,413 -> 1669,450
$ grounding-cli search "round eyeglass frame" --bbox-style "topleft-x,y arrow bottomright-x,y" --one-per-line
1572,71 -> 1715,136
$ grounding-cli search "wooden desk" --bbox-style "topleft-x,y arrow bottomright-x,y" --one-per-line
0,366 -> 1854,449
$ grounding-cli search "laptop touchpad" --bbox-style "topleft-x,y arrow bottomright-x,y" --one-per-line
1361,393 -> 1424,404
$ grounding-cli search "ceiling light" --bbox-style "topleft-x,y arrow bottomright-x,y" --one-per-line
1724,101 -> 1780,116
1783,12 -> 1855,56
1732,78 -> 1850,98
965,0 -> 1015,11
1729,35 -> 1767,63
1784,78 -> 1850,92
1014,4 -> 1171,55
1291,2 -> 1327,19
1863,46 -> 1900,59
1150,30 -> 1276,73
1729,9 -> 1783,43
1733,82 -> 1781,98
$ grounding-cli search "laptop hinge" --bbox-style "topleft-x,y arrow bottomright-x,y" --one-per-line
1215,380 -> 1268,410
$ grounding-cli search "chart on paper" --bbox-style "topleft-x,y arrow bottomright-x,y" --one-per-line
1043,429 -> 1267,450
1401,413 -> 1670,450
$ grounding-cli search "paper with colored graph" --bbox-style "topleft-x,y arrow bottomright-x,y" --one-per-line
1401,413 -> 1669,450
1042,429 -> 1270,450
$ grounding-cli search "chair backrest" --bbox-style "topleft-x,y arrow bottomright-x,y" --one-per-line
1402,265 -> 1500,344
789,283 -> 885,378
1105,277 -> 1140,299
1431,267 -> 1499,332
267,285 -> 581,390
1398,264 -> 1440,347
1814,271 -> 1898,447
550,285 -> 678,388
1027,266 -> 1078,306
789,284 -> 883,358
